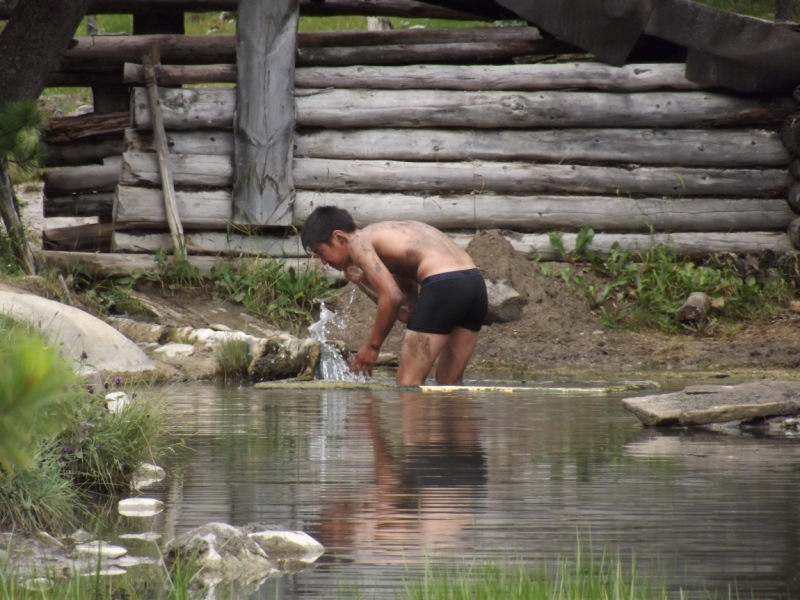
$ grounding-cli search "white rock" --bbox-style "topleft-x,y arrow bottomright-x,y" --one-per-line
75,541 -> 128,559
118,497 -> 164,517
105,391 -> 130,414
22,578 -> 53,591
116,555 -> 162,567
132,462 -> 166,490
247,530 -> 325,562
80,566 -> 127,577
119,532 -> 162,542
153,343 -> 196,359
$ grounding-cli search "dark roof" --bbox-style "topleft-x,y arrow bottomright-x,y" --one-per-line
424,0 -> 800,93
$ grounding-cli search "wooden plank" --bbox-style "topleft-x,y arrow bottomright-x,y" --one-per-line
43,222 -> 118,252
33,250 -> 338,280
44,192 -> 116,219
292,159 -> 791,197
129,127 -> 790,167
132,87 -> 796,131
114,186 -> 231,228
292,194 -> 796,232
298,26 -> 546,48
294,63 -> 703,91
123,63 -> 236,86
232,0 -> 296,226
121,153 -> 791,196
43,156 -> 122,197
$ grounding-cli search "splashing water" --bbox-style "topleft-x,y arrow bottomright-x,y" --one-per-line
308,302 -> 365,382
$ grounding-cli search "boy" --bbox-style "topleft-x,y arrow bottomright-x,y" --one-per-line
301,206 -> 488,386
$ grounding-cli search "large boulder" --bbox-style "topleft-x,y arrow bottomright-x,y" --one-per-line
248,335 -> 321,381
0,290 -> 155,380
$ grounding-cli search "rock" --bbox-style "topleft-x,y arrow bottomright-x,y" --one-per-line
165,523 -> 272,580
74,541 -> 127,559
119,532 -> 162,542
77,365 -> 102,387
0,291 -> 155,380
69,529 -> 94,544
22,578 -> 53,591
484,279 -> 527,324
243,528 -> 325,562
118,497 -> 164,517
105,391 -> 130,413
248,335 -> 321,381
153,343 -> 196,359
131,462 -> 166,490
108,317 -> 167,344
80,566 -> 127,577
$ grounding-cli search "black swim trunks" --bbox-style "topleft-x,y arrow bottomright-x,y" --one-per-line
407,268 -> 488,334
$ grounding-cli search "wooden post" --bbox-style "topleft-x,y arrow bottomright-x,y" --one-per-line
0,159 -> 36,275
141,43 -> 186,260
232,0 -> 298,226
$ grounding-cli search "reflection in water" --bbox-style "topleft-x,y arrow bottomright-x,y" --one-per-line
109,383 -> 800,599
318,393 -> 486,561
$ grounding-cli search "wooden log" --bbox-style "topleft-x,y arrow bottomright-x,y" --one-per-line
114,186 -> 231,228
125,129 -> 233,155
43,156 -> 122,197
294,63 -> 703,91
47,69 -> 124,87
232,0 -> 297,226
113,231 -> 306,256
121,152 -> 232,188
129,127 -> 791,168
123,63 -> 236,86
791,160 -> 800,180
43,222 -> 118,252
293,128 -> 790,168
120,153 -> 791,196
106,229 -> 798,260
44,192 -> 116,219
677,291 -> 711,325
298,26 -> 546,48
293,193 -> 796,232
43,112 -> 129,144
33,250 -> 338,280
294,40 -> 571,67
789,217 -> 800,249
788,183 -> 800,213
296,0 -> 504,20
113,189 -> 796,233
142,43 -> 186,258
293,159 -> 791,197
781,113 -> 800,156
43,136 -> 125,167
131,87 -> 796,131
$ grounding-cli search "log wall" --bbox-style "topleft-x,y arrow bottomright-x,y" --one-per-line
37,16 -> 800,267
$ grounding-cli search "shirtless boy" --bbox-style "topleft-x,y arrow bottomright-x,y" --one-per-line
301,206 -> 488,386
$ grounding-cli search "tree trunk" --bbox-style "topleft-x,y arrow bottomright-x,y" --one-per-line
0,159 -> 37,275
0,0 -> 92,105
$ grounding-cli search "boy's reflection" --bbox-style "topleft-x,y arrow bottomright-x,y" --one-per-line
318,392 -> 487,559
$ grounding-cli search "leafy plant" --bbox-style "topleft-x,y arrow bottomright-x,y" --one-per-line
0,101 -> 44,180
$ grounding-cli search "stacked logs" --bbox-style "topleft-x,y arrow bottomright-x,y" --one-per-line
37,22 -> 800,271
781,87 -> 800,248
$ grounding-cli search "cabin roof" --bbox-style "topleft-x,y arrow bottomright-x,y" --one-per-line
423,0 -> 800,93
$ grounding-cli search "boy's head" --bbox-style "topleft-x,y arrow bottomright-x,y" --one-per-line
300,205 -> 357,251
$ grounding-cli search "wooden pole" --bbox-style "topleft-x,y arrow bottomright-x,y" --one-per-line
141,43 -> 186,260
233,0 -> 298,225
0,159 -> 36,275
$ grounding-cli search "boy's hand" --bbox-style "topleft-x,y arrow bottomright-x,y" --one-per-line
351,343 -> 379,377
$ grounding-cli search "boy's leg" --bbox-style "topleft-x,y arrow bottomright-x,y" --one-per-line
396,330 -> 450,386
434,327 -> 480,385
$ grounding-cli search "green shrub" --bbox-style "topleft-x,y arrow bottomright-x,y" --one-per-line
215,338 -> 251,383
545,228 -> 798,332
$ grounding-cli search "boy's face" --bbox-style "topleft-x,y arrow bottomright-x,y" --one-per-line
310,231 -> 350,271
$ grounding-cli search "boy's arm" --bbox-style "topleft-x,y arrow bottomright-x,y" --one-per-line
346,267 -> 416,324
348,240 -> 405,376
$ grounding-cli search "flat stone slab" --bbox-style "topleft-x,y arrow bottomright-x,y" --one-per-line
623,381 -> 800,426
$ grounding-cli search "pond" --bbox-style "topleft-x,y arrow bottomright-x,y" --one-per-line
109,377 -> 800,599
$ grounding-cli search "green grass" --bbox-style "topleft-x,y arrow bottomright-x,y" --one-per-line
215,338 -> 251,383
544,228 -> 800,333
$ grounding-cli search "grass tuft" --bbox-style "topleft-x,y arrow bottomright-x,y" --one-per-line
215,338 -> 251,383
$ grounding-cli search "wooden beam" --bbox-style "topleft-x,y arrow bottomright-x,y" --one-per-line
131,87 -> 796,131
112,189 -> 796,233
298,26 -> 545,48
43,111 -> 129,144
127,127 -> 790,168
43,136 -> 125,167
44,192 -> 116,219
121,151 -> 232,187
113,230 -> 307,255
232,0 -> 296,226
43,157 -> 122,197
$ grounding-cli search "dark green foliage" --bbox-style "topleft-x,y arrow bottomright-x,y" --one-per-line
0,101 -> 44,177
215,339 -> 251,383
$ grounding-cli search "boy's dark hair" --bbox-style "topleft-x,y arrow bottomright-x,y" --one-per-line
300,206 -> 357,250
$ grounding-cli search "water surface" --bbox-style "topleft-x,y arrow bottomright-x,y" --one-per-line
113,381 -> 800,599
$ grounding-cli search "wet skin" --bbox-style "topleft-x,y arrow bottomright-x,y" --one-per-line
310,221 -> 481,385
